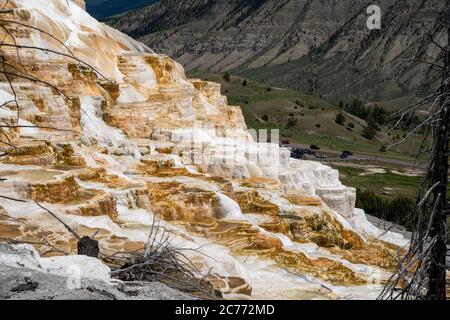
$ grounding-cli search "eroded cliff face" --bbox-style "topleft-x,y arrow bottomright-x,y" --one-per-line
0,0 -> 408,299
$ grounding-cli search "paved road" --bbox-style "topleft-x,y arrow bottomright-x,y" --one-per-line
288,142 -> 425,169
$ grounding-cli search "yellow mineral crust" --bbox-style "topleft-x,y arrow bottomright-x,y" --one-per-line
235,190 -> 280,215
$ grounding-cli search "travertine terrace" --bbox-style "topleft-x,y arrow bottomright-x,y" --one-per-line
0,0 -> 408,299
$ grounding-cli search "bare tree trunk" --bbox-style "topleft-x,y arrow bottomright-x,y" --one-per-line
77,236 -> 99,258
427,95 -> 449,300
427,17 -> 449,300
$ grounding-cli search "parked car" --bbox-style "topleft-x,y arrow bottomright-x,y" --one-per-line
281,140 -> 291,145
315,153 -> 327,160
340,150 -> 354,159
291,147 -> 305,159
310,144 -> 320,150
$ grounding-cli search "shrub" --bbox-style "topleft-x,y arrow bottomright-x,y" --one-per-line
285,116 -> 298,137
223,72 -> 231,82
307,214 -> 328,232
356,189 -> 416,230
362,124 -> 377,140
335,113 -> 346,125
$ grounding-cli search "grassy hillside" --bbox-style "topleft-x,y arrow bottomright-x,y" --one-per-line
189,72 -> 425,161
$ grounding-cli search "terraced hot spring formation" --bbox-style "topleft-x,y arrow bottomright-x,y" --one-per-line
0,0 -> 409,299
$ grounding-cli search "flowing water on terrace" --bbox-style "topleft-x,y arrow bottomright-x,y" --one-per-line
1,169 -> 64,182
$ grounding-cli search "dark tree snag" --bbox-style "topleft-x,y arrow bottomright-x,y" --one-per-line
77,236 -> 99,258
426,104 -> 448,300
426,11 -> 450,300
379,7 -> 449,301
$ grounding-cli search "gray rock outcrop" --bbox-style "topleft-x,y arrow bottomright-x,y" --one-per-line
0,244 -> 193,300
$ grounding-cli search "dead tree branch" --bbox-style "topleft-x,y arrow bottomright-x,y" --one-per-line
106,216 -> 220,299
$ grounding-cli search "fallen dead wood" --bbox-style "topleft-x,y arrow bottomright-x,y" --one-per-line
105,216 -> 221,299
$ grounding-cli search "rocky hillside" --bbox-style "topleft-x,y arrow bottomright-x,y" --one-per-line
0,0 -> 409,299
107,0 -> 448,104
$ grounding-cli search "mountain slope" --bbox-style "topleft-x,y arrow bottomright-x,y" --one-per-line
107,0 -> 448,104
